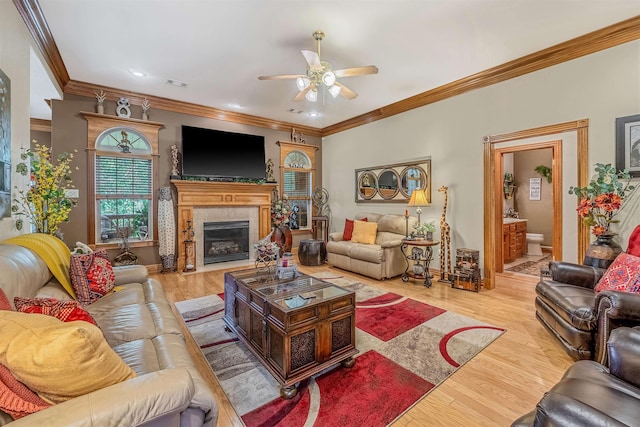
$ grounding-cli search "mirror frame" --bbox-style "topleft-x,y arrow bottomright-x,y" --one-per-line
355,158 -> 431,203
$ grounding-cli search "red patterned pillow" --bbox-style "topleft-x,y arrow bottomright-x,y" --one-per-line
69,249 -> 115,305
0,364 -> 50,419
14,297 -> 97,326
343,217 -> 368,241
0,288 -> 11,311
595,253 -> 640,294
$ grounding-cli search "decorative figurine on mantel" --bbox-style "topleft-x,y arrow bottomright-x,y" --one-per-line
170,144 -> 181,178
290,127 -> 306,144
94,89 -> 106,114
141,98 -> 151,120
266,158 -> 275,182
116,97 -> 132,118
183,220 -> 196,272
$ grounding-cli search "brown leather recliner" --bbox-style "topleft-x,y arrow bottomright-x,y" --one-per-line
535,225 -> 640,364
512,326 -> 640,426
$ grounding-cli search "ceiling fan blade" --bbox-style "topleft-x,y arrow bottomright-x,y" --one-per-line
293,86 -> 311,102
334,66 -> 379,78
301,50 -> 321,69
335,82 -> 357,100
258,74 -> 306,80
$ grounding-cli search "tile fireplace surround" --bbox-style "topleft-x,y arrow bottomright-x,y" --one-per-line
171,180 -> 277,272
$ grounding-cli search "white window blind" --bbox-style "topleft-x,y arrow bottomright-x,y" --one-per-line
96,156 -> 152,196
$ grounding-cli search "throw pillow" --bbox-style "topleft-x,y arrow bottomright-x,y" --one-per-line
351,220 -> 378,245
0,364 -> 50,419
0,311 -> 136,404
595,252 -> 640,294
343,217 -> 368,241
14,297 -> 97,326
69,249 -> 115,305
0,288 -> 11,311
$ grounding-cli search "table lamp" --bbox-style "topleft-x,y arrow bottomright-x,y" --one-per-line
407,189 -> 428,225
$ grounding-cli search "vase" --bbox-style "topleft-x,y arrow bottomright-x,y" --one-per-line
583,233 -> 622,269
96,103 -> 104,114
271,225 -> 292,256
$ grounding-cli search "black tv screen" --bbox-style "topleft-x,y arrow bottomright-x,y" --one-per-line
181,126 -> 266,180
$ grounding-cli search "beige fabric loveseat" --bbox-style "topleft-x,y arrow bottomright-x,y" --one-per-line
0,242 -> 217,427
327,213 -> 417,280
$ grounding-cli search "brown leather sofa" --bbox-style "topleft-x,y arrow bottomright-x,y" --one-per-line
512,326 -> 640,426
535,260 -> 640,364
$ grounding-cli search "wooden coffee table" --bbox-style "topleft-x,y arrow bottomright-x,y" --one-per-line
223,269 -> 357,398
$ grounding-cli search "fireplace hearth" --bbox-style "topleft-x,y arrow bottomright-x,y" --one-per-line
203,220 -> 250,264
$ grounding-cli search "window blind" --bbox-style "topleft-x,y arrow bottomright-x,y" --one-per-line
283,170 -> 312,198
96,156 -> 152,195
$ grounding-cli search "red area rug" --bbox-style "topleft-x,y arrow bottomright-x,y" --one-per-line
175,273 -> 505,427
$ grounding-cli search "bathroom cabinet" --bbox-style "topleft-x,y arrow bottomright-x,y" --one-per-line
503,220 -> 527,263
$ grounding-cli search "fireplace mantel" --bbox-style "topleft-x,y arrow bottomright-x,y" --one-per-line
171,180 -> 277,271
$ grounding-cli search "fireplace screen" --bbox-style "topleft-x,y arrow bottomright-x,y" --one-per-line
203,220 -> 249,264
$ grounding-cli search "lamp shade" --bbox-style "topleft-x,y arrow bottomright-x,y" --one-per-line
407,189 -> 428,207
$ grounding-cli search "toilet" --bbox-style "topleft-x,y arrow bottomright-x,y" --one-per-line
526,233 -> 544,256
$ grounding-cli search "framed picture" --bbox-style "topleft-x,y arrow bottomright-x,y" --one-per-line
615,113 -> 640,177
529,178 -> 541,200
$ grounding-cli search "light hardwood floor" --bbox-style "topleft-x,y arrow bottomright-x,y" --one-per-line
152,266 -> 573,427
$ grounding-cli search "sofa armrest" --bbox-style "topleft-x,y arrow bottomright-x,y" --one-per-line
527,391 -> 627,427
10,369 -> 194,427
593,291 -> 640,364
381,239 -> 403,249
329,232 -> 344,242
113,264 -> 149,286
548,261 -> 605,289
607,326 -> 640,389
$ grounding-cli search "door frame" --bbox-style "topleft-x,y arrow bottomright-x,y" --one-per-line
494,140 -> 562,273
482,119 -> 590,289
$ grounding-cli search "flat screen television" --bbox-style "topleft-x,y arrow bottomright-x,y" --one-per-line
181,125 -> 266,180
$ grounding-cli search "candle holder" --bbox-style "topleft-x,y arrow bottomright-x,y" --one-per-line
183,220 -> 196,272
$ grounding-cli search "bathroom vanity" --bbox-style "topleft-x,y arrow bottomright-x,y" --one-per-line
503,218 -> 527,263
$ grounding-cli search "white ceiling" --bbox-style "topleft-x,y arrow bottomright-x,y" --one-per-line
33,0 -> 640,128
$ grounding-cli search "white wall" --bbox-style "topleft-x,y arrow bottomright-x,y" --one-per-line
0,2 -> 34,239
323,40 -> 640,268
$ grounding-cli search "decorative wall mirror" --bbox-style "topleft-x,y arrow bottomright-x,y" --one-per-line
355,158 -> 431,203
377,169 -> 399,199
400,166 -> 428,198
358,171 -> 377,200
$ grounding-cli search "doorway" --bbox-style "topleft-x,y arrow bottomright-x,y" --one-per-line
482,119 -> 591,290
494,141 -> 562,273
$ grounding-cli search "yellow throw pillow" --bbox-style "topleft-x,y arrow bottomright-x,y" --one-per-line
0,311 -> 136,404
351,220 -> 378,245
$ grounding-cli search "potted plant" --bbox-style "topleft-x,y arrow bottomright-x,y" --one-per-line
569,163 -> 636,268
414,220 -> 436,241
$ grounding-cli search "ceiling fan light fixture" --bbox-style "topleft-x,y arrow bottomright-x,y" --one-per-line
296,77 -> 310,91
322,71 -> 336,87
328,84 -> 341,98
305,89 -> 318,102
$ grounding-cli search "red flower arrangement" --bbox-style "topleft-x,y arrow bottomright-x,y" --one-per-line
570,163 -> 635,236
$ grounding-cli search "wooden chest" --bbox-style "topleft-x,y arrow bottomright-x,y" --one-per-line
451,248 -> 481,292
223,269 -> 357,398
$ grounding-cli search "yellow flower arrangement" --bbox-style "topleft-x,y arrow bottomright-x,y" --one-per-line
12,142 -> 77,235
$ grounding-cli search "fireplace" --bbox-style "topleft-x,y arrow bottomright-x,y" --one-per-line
203,220 -> 250,265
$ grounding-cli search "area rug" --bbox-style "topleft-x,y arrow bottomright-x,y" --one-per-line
175,272 -> 505,427
505,254 -> 552,276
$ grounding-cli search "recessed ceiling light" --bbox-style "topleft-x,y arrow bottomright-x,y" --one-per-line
167,79 -> 188,88
129,69 -> 147,77
308,112 -> 319,117
228,103 -> 243,109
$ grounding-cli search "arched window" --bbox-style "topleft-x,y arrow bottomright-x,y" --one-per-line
278,143 -> 317,230
94,127 -> 153,244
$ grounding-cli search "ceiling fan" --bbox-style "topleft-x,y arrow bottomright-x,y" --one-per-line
258,30 -> 379,102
